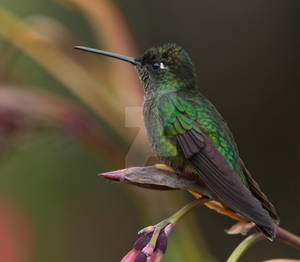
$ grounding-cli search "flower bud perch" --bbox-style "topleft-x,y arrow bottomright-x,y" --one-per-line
99,164 -> 252,227
99,164 -> 212,194
99,164 -> 300,261
119,196 -> 208,262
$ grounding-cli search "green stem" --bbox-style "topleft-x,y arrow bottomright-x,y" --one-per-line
169,197 -> 209,224
227,226 -> 300,262
226,233 -> 264,262
149,197 -> 209,248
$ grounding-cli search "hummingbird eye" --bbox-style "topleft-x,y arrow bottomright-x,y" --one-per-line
152,62 -> 160,70
152,62 -> 167,70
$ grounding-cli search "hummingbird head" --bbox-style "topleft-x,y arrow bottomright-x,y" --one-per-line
135,43 -> 196,93
74,43 -> 196,93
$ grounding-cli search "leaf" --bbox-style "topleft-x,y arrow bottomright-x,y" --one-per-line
59,0 -> 143,106
0,8 -> 125,137
0,86 -> 124,166
25,15 -> 110,85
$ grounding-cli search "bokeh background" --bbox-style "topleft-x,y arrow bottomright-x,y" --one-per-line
0,0 -> 299,261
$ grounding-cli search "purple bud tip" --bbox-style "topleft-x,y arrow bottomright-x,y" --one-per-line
98,170 -> 125,181
134,232 -> 153,251
154,230 -> 168,254
134,252 -> 147,262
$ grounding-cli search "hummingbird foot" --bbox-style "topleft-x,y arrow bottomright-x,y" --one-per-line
139,196 -> 209,257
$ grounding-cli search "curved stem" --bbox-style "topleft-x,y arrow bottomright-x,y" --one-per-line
148,197 -> 209,248
227,226 -> 300,262
276,226 -> 300,250
226,233 -> 264,262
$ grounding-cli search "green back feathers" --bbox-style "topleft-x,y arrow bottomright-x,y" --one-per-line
158,92 -> 247,185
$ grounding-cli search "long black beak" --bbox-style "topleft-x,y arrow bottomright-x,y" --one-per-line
74,46 -> 139,65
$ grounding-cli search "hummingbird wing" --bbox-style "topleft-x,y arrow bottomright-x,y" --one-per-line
239,158 -> 280,223
158,92 -> 276,239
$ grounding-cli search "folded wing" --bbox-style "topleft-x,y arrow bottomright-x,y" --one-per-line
158,93 -> 276,239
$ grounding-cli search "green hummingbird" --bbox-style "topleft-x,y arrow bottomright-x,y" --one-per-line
74,43 -> 279,240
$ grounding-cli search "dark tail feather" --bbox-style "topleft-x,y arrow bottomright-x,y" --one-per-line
256,224 -> 276,241
239,158 -> 280,224
176,130 -> 276,240
187,136 -> 276,239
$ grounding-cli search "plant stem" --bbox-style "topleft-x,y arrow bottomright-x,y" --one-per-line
168,196 -> 210,224
227,226 -> 300,262
148,197 -> 209,248
276,226 -> 300,249
227,233 -> 264,262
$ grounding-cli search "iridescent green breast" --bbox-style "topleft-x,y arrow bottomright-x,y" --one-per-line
143,94 -> 179,159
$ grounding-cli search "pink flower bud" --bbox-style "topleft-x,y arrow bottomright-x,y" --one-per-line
121,226 -> 170,262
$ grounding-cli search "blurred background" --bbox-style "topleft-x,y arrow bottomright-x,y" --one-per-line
0,0 -> 299,261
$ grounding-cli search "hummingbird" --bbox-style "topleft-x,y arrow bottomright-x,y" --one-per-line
74,43 -> 279,241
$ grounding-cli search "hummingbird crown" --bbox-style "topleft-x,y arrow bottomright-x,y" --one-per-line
136,43 -> 196,92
